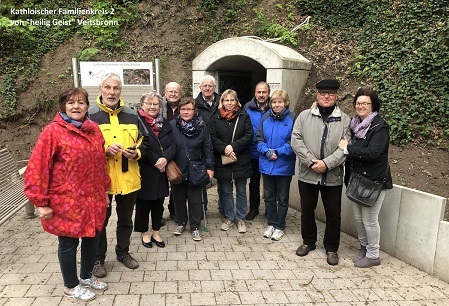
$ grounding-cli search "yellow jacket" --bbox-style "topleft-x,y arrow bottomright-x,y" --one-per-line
88,97 -> 143,195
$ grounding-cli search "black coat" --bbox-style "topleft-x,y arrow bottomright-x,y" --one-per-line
170,118 -> 215,181
137,114 -> 176,200
210,110 -> 253,179
344,115 -> 393,189
195,92 -> 220,126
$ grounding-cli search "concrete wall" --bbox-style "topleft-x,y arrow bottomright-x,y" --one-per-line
289,172 -> 449,282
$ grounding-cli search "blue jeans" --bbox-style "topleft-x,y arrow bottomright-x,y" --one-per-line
219,177 -> 247,221
263,174 -> 292,231
351,190 -> 386,259
217,182 -> 224,213
59,231 -> 100,288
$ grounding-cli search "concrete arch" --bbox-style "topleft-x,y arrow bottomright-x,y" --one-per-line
192,36 -> 312,107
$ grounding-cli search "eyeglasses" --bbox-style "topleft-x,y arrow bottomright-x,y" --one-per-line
355,102 -> 372,107
318,91 -> 337,96
180,108 -> 194,112
223,99 -> 236,103
143,102 -> 159,107
166,90 -> 179,95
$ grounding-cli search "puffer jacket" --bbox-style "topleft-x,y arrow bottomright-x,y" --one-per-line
89,97 -> 148,195
209,109 -> 253,179
243,98 -> 270,159
24,113 -> 110,238
344,115 -> 393,189
256,108 -> 296,176
291,105 -> 351,186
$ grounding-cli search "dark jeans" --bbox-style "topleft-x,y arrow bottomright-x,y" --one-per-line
59,231 -> 100,288
263,174 -> 292,231
172,180 -> 203,231
298,181 -> 342,252
134,197 -> 165,232
201,185 -> 208,211
248,158 -> 261,211
96,191 -> 137,261
220,177 -> 247,221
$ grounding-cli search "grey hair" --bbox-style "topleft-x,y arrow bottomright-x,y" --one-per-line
200,75 -> 216,86
99,72 -> 122,88
140,90 -> 165,113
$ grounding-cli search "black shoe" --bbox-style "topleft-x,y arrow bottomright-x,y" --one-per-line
151,236 -> 165,248
296,244 -> 316,256
326,252 -> 339,266
246,209 -> 259,220
141,237 -> 152,248
117,253 -> 139,269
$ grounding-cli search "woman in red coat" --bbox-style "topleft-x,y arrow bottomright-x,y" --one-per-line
24,88 -> 110,301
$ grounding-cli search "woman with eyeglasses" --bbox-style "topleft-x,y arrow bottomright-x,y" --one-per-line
170,97 -> 214,241
338,87 -> 393,268
209,89 -> 253,234
134,90 -> 175,249
257,90 -> 297,241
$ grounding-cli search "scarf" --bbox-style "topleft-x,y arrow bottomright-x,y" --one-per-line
219,105 -> 239,121
270,107 -> 289,120
139,109 -> 163,137
59,112 -> 84,129
176,114 -> 205,138
350,112 -> 378,138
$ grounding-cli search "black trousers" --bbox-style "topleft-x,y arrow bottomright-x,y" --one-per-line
96,191 -> 137,261
248,158 -> 261,211
134,197 -> 164,232
298,181 -> 342,252
172,180 -> 202,231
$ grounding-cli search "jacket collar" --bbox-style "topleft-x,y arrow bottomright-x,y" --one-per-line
96,96 -> 124,114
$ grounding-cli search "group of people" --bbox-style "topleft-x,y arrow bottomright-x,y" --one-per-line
24,73 -> 392,301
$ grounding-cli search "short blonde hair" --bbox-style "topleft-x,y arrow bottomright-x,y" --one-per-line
270,90 -> 290,108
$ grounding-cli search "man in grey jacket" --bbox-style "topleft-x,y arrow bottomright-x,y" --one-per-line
291,79 -> 351,266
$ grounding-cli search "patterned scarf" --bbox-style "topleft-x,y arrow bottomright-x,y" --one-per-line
219,105 -> 239,121
350,112 -> 378,138
139,109 -> 163,137
176,114 -> 205,138
270,107 -> 289,120
59,112 -> 84,129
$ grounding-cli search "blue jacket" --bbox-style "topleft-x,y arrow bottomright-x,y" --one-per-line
256,109 -> 296,176
243,98 -> 270,159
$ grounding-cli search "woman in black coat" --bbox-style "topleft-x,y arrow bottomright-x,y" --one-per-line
339,87 -> 393,268
135,90 -> 175,248
170,97 -> 215,241
209,89 -> 253,234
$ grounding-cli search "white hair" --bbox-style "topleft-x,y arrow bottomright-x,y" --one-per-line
200,75 -> 216,86
99,72 -> 122,88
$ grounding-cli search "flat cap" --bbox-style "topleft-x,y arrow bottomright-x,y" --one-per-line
315,79 -> 340,90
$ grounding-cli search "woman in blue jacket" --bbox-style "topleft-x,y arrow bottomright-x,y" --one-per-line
256,90 -> 296,241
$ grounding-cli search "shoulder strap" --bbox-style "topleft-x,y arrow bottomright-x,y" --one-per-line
231,116 -> 240,142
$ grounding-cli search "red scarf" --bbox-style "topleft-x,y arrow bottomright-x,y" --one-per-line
138,109 -> 163,137
219,105 -> 239,121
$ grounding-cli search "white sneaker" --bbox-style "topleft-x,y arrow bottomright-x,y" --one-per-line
64,285 -> 96,301
237,220 -> 246,233
192,229 -> 202,241
263,225 -> 275,238
221,219 -> 234,231
271,229 -> 284,241
79,277 -> 108,291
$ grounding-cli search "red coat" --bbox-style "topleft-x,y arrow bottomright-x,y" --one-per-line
25,113 -> 110,238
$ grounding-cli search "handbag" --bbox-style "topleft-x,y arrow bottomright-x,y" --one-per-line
181,135 -> 210,187
165,160 -> 183,184
346,161 -> 389,207
156,139 -> 183,184
220,116 -> 239,165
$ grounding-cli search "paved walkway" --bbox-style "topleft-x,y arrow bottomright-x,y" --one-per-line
1,185 -> 449,305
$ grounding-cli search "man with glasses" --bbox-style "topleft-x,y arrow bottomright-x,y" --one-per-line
162,82 -> 182,222
291,79 -> 351,266
195,75 -> 220,213
89,72 -> 148,277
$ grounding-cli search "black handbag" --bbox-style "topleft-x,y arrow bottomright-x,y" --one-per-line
181,135 -> 210,187
346,161 -> 389,207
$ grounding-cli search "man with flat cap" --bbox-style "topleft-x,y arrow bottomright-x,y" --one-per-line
291,79 -> 351,265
